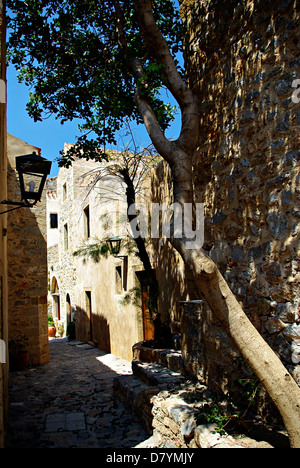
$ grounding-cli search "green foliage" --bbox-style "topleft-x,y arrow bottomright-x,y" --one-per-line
73,241 -> 109,263
7,0 -> 183,162
48,314 -> 55,325
201,404 -> 241,435
233,357 -> 261,410
236,377 -> 260,407
119,286 -> 142,310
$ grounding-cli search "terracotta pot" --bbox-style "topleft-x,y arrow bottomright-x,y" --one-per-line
48,325 -> 57,338
9,351 -> 29,371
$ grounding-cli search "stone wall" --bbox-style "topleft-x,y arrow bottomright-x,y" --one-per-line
7,134 -> 49,366
175,0 -> 300,386
0,0 -> 8,448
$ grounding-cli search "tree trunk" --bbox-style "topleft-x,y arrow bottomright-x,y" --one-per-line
175,238 -> 300,448
169,158 -> 300,448
132,0 -> 300,447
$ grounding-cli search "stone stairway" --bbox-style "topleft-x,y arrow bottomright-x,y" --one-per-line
113,356 -> 187,435
113,345 -> 282,448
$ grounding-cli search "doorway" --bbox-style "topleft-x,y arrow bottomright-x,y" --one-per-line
85,291 -> 93,341
135,271 -> 155,341
66,294 -> 71,325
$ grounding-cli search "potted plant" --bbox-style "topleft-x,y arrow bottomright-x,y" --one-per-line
48,315 -> 57,338
9,335 -> 29,371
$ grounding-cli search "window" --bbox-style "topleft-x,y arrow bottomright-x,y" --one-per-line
115,257 -> 128,294
115,266 -> 123,295
51,277 -> 60,320
64,223 -> 69,250
63,182 -> 67,200
84,205 -> 90,240
50,213 -> 58,229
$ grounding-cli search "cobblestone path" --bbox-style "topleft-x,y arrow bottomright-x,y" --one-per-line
6,339 -> 149,448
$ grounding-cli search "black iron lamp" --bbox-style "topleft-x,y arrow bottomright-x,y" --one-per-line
16,152 -> 52,206
107,236 -> 122,257
0,152 -> 52,214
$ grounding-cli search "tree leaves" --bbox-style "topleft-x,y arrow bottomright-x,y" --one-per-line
7,0 -> 182,161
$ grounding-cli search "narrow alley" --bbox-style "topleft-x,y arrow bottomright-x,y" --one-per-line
5,339 -> 150,448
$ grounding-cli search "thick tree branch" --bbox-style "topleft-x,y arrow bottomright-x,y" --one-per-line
112,1 -> 174,161
132,59 -> 174,162
133,0 -> 200,154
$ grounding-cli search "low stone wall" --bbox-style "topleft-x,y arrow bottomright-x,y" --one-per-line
180,300 -> 241,393
180,299 -> 300,400
151,385 -> 275,448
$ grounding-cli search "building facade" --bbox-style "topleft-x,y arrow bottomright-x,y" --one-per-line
7,134 -> 49,366
47,150 -> 157,361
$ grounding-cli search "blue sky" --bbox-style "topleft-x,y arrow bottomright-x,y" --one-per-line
7,65 -> 181,178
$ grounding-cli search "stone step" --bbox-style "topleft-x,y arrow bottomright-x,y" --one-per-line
132,341 -> 185,374
113,361 -> 187,435
132,359 -> 186,388
113,374 -> 157,434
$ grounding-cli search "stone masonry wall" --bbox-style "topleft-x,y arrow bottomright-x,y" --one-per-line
179,0 -> 300,385
7,134 -> 49,366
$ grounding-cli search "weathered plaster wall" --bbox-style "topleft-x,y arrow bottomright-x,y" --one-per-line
7,134 -> 49,366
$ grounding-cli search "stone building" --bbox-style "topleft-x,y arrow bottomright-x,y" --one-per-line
7,134 -> 49,366
149,0 -> 300,392
47,149 -> 157,361
0,0 -> 8,448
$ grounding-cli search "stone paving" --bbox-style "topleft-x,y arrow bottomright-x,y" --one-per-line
5,338 -> 150,448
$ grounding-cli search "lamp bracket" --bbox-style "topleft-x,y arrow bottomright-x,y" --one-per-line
0,199 -> 33,215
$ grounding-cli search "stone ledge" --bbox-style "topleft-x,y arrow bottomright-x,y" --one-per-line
132,359 -> 186,388
113,374 -> 160,434
132,341 -> 185,374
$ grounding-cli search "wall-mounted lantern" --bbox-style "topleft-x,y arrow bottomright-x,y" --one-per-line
107,236 -> 122,257
0,152 -> 52,214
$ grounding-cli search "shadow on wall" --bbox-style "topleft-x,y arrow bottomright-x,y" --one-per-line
75,306 -> 111,353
